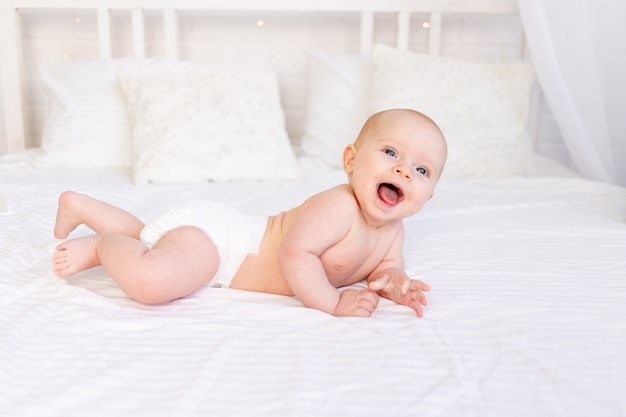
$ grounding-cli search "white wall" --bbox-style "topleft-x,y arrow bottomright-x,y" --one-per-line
0,8 -> 569,171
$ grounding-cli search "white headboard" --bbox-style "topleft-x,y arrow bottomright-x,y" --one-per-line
0,0 -> 522,154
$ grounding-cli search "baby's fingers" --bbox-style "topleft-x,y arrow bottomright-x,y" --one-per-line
334,289 -> 379,317
356,289 -> 380,313
408,298 -> 425,317
411,288 -> 428,306
406,288 -> 429,317
409,279 -> 430,292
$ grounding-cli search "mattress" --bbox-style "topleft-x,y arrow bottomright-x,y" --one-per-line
1,151 -> 625,416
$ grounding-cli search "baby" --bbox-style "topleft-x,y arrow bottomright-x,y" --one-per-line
53,108 -> 447,317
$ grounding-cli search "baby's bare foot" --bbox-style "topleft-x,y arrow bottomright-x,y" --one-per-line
53,236 -> 101,277
54,191 -> 85,239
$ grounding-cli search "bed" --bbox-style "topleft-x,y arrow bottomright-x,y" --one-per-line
1,1 -> 625,416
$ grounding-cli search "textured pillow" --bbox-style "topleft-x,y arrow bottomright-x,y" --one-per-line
299,50 -> 370,169
118,69 -> 302,184
368,44 -> 536,178
38,58 -> 216,168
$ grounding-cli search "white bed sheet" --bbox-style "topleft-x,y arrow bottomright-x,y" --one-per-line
1,151 -> 625,417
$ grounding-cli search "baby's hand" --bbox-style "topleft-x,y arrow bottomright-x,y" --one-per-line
368,270 -> 430,317
333,288 -> 379,317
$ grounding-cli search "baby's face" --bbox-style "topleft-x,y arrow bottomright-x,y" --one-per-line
345,110 -> 447,227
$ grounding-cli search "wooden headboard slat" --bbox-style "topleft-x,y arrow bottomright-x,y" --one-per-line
97,8 -> 112,59
132,9 -> 146,58
0,4 -> 25,153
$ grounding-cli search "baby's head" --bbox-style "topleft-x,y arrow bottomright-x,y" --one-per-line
353,109 -> 447,176
343,109 -> 447,224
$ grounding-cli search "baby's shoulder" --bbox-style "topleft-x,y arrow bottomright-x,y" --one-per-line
309,184 -> 358,207
318,183 -> 355,199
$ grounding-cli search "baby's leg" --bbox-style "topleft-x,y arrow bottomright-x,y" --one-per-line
55,226 -> 219,304
54,191 -> 144,239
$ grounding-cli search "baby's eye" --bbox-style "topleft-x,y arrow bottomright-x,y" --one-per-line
416,167 -> 428,176
384,149 -> 396,157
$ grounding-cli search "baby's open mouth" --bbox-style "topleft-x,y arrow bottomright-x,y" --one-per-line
378,183 -> 403,205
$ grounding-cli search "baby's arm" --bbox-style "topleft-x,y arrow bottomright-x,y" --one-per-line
367,227 -> 430,316
278,188 -> 378,317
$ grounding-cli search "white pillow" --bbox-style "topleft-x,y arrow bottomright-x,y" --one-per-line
118,69 -> 302,184
298,50 -> 370,169
38,58 -> 217,168
368,44 -> 536,178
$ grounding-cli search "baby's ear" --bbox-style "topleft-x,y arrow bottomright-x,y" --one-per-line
343,144 -> 356,174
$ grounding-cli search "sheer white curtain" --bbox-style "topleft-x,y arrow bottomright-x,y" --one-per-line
518,0 -> 619,185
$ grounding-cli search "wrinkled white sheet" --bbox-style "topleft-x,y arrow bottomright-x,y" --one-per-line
1,151 -> 625,417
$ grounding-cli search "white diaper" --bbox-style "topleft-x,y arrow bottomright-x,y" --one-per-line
140,201 -> 266,288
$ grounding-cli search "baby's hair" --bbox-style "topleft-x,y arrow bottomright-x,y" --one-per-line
356,108 -> 445,146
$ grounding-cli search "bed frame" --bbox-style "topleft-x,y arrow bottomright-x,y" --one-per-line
0,0 -> 521,155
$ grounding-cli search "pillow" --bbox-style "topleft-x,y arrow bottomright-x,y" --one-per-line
38,58 -> 217,168
118,69 -> 302,184
298,50 -> 370,169
368,44 -> 536,178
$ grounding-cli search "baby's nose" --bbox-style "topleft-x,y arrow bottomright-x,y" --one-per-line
394,166 -> 411,180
